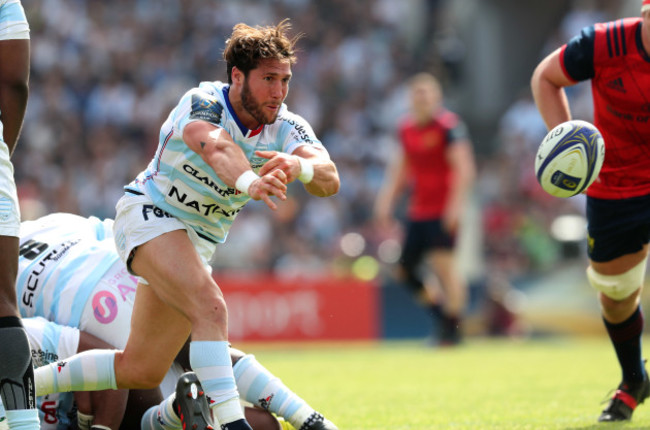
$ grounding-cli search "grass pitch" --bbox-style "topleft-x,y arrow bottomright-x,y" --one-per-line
240,337 -> 650,429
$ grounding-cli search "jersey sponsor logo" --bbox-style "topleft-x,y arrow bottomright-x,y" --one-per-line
190,94 -> 224,124
283,118 -> 313,144
31,348 -> 59,368
21,239 -> 81,308
182,164 -> 241,198
92,291 -> 118,324
167,181 -> 243,218
605,77 -> 626,93
606,104 -> 633,121
141,204 -> 173,221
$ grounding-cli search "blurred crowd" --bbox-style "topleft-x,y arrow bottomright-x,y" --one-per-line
13,0 -> 619,288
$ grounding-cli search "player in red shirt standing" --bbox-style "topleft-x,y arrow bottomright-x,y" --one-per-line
531,0 -> 650,422
374,72 -> 476,345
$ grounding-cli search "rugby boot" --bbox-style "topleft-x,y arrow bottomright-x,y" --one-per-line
599,375 -> 650,422
175,371 -> 215,430
299,412 -> 338,430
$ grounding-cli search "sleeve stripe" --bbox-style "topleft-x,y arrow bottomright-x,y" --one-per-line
613,22 -> 620,56
606,23 -> 613,58
606,20 -> 628,58
619,19 -> 627,55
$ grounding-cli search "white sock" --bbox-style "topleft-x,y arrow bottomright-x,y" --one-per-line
4,409 -> 40,430
190,341 -> 245,425
140,394 -> 181,430
233,354 -> 315,428
35,349 -> 117,396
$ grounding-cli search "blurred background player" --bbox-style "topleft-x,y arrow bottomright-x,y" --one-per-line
531,0 -> 650,422
15,212 -> 337,430
374,72 -> 476,345
0,0 -> 38,428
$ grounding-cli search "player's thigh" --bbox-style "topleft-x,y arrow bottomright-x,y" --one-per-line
429,249 -> 458,281
116,281 -> 191,388
130,229 -> 223,321
591,244 -> 650,275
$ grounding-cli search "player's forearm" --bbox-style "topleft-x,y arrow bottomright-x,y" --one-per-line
303,158 -> 340,197
531,80 -> 572,130
186,124 -> 256,189
0,80 -> 28,154
204,134 -> 257,188
530,56 -> 572,130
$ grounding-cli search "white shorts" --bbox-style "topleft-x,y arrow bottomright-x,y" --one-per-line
0,142 -> 20,237
78,260 -> 137,349
113,192 -> 215,283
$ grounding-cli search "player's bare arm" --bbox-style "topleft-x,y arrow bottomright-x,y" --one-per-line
0,38 -> 29,155
530,47 -> 575,130
373,150 -> 407,228
183,120 -> 288,209
443,139 -> 476,232
256,145 -> 340,197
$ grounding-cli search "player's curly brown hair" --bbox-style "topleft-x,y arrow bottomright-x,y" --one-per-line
223,19 -> 302,84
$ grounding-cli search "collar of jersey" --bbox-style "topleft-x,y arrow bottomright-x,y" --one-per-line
222,86 -> 264,138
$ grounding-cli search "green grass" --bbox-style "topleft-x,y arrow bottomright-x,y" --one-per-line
238,337 -> 650,429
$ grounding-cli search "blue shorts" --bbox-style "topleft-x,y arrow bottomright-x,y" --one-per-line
400,219 -> 455,268
586,194 -> 650,262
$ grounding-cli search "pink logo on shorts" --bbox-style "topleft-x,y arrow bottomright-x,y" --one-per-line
92,291 -> 118,324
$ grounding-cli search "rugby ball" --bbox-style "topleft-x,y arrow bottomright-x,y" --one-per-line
535,120 -> 605,198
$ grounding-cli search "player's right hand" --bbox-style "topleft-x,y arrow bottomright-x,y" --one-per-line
248,169 -> 288,210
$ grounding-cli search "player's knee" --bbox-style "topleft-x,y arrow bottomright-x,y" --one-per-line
189,284 -> 228,324
587,259 -> 647,301
126,368 -> 166,389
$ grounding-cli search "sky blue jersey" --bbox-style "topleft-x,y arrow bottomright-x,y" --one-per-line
16,213 -> 119,327
125,81 -> 326,244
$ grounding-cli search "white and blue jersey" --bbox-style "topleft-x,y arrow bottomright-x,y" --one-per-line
0,317 -> 79,430
125,80 -> 325,244
17,213 -> 120,327
0,0 -> 29,41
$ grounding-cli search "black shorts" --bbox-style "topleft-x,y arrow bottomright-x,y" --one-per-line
400,219 -> 455,267
586,194 -> 650,262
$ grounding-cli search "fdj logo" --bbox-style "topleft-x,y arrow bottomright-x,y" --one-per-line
92,291 -> 118,324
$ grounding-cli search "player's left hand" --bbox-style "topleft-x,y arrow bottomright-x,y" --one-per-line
256,150 -> 302,183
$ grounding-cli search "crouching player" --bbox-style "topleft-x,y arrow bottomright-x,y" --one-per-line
0,316 -> 131,429
15,212 -> 337,429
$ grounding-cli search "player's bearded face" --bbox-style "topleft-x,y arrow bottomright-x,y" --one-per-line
241,77 -> 278,125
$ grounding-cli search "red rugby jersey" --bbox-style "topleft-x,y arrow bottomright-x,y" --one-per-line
398,109 -> 468,220
561,18 -> 650,199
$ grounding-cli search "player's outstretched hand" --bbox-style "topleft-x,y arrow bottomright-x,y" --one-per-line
256,150 -> 301,183
248,169 -> 288,210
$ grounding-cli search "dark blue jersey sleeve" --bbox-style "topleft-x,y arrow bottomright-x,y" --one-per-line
563,25 -> 596,81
